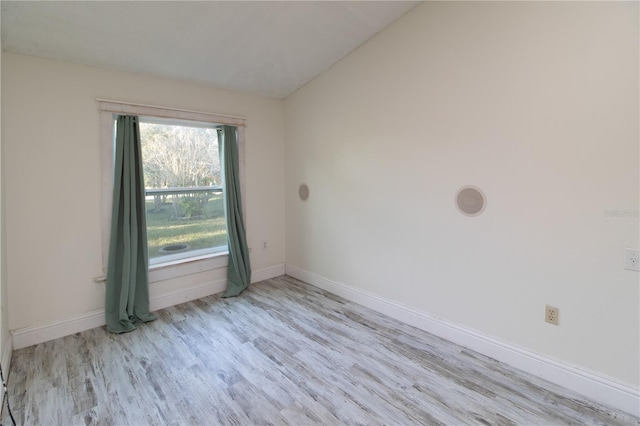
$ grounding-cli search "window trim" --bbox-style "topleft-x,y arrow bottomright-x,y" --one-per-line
98,100 -> 247,275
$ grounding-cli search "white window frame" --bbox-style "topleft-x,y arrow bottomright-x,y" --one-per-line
98,99 -> 246,277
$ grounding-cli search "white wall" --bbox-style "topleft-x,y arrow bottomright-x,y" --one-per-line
3,52 -> 285,331
0,6 -> 12,372
284,2 -> 639,388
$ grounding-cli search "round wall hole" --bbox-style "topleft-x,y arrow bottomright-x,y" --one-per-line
455,186 -> 486,217
298,184 -> 309,201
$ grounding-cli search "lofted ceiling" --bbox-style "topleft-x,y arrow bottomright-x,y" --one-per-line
1,1 -> 419,99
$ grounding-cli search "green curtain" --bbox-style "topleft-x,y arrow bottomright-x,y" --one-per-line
219,125 -> 252,297
105,115 -> 156,333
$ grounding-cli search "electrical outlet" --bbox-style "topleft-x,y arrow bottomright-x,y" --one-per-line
261,240 -> 268,250
545,305 -> 559,325
624,248 -> 640,272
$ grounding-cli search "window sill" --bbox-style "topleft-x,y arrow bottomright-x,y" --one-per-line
149,250 -> 229,271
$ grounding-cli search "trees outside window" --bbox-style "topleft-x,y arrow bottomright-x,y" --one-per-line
139,120 -> 227,262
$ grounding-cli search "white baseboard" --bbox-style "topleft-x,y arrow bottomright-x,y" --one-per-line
285,264 -> 640,418
12,279 -> 227,350
150,278 -> 227,312
11,263 -> 283,350
12,308 -> 106,350
0,333 -> 12,420
1,333 -> 12,380
252,262 -> 285,283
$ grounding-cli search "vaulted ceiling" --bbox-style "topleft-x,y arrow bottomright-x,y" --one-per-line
1,1 -> 419,98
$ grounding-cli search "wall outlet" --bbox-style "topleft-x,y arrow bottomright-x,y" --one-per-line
261,240 -> 268,250
624,248 -> 640,272
545,305 -> 559,325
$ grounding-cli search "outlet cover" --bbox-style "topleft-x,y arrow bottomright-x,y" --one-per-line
545,305 -> 559,325
624,248 -> 640,272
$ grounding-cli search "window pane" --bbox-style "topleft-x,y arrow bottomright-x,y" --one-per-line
139,121 -> 227,262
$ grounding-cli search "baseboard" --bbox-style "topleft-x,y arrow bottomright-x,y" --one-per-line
1,333 -> 12,382
149,278 -> 227,312
11,263 -> 285,350
0,333 -> 12,420
12,280 -> 226,350
12,308 -> 106,350
285,264 -> 640,418
1,333 -> 12,373
251,262 -> 285,283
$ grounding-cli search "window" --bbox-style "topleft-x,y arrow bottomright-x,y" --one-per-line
99,100 -> 246,273
139,118 -> 227,264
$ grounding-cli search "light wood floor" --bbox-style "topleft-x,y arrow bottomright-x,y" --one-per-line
3,276 -> 637,425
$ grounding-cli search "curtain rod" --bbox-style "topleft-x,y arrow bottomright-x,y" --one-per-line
95,98 -> 247,121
